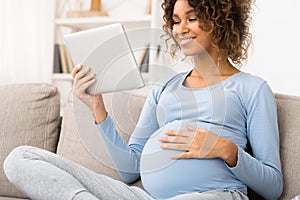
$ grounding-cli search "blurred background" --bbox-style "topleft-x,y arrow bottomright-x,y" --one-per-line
0,0 -> 299,96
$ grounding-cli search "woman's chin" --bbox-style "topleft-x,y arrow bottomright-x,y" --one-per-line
180,44 -> 206,55
181,47 -> 211,58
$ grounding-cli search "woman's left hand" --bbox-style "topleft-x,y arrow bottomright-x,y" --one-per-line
159,125 -> 238,167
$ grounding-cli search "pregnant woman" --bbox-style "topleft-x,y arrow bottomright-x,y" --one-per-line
4,0 -> 283,199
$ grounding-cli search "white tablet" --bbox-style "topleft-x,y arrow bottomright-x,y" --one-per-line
64,23 -> 145,95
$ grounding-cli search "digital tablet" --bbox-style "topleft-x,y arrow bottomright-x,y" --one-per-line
64,23 -> 145,95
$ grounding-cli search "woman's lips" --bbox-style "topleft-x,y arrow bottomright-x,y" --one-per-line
179,37 -> 196,46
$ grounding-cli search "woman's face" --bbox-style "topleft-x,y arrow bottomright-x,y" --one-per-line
172,0 -> 213,56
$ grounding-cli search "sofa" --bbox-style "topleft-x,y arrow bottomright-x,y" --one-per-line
0,83 -> 299,200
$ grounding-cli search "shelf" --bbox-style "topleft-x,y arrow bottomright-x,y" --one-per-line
52,72 -> 150,82
53,73 -> 73,81
55,15 -> 152,30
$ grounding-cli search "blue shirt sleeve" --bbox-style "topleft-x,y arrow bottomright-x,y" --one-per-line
227,82 -> 283,200
96,86 -> 160,183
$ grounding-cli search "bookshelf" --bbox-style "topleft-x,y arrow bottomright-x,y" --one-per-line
55,15 -> 152,30
52,0 -> 157,113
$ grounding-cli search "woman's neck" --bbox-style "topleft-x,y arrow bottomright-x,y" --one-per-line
184,52 -> 240,88
192,50 -> 239,74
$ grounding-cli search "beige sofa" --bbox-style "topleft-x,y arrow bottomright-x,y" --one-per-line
0,83 -> 299,200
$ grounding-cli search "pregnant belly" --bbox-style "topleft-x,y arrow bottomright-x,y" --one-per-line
140,120 -> 240,199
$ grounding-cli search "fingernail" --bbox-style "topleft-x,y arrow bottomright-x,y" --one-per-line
170,155 -> 178,160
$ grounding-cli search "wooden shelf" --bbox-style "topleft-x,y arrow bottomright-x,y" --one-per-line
53,73 -> 73,81
55,15 -> 152,30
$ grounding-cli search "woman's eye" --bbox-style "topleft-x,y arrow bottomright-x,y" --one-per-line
172,17 -> 196,25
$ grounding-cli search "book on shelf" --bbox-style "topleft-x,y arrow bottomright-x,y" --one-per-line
53,44 -> 62,73
53,43 -> 74,74
58,43 -> 68,73
138,44 -> 150,73
64,44 -> 74,73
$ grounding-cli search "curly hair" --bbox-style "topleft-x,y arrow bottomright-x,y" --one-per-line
162,0 -> 254,66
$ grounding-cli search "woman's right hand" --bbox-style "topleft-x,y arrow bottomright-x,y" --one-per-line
72,64 -> 107,124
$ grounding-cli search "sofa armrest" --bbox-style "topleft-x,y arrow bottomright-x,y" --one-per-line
0,83 -> 61,199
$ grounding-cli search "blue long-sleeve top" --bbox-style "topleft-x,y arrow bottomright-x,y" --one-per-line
97,70 -> 283,200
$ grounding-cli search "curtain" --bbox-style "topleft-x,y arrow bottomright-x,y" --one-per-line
0,0 -> 55,85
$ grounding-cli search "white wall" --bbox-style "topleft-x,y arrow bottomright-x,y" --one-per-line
244,0 -> 300,96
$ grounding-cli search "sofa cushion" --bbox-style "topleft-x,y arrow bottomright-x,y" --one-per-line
276,93 -> 300,200
0,83 -> 60,199
57,90 -> 147,188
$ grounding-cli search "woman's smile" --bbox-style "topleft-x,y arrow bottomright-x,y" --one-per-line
177,36 -> 197,46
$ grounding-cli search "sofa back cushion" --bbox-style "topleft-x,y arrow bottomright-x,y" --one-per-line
0,83 -> 61,198
57,91 -> 147,188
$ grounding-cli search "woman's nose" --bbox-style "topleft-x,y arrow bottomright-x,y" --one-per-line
176,21 -> 189,35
